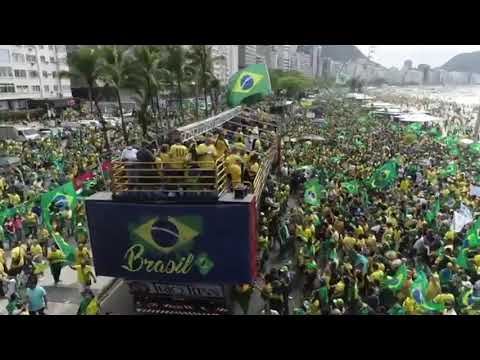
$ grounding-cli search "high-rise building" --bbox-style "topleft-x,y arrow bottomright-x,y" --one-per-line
402,60 -> 413,71
210,45 -> 239,85
256,45 -> 273,68
238,45 -> 257,69
0,45 -> 71,111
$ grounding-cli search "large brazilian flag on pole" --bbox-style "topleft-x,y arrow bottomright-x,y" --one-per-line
227,64 -> 272,107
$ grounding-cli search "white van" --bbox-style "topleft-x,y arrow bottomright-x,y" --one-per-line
0,125 -> 41,142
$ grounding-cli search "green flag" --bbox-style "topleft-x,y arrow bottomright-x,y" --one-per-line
330,156 -> 343,164
421,301 -> 445,313
429,127 -> 442,139
342,180 -> 360,195
410,270 -> 429,304
304,179 -> 323,206
425,198 -> 441,224
368,160 -> 398,189
387,303 -> 406,315
382,264 -> 408,292
440,163 -> 458,178
41,181 -> 78,231
227,64 -> 272,107
0,207 -> 17,226
456,247 -> 472,270
470,143 -> 480,155
407,122 -> 423,134
449,146 -> 461,157
52,232 -> 76,265
465,218 -> 480,248
443,135 -> 459,147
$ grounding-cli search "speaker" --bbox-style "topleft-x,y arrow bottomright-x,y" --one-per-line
234,186 -> 248,199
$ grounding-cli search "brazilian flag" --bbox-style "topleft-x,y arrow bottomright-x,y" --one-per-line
227,64 -> 272,107
40,181 -> 78,231
304,179 -> 324,206
382,264 -> 408,292
368,160 -> 399,189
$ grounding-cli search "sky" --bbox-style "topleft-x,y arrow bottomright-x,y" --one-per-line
356,45 -> 480,69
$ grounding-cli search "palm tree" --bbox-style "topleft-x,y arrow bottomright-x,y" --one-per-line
209,76 -> 221,114
61,47 -> 110,153
128,46 -> 167,138
165,45 -> 192,122
97,45 -> 133,144
187,45 -> 227,118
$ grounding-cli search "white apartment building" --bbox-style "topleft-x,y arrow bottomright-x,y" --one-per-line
210,45 -> 238,85
238,45 -> 257,69
0,45 -> 72,110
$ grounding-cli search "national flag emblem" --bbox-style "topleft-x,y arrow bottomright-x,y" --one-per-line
232,72 -> 264,93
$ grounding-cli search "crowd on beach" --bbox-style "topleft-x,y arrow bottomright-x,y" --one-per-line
232,95 -> 480,315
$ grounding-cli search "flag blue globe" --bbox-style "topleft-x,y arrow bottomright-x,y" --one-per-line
240,75 -> 254,90
151,219 -> 179,248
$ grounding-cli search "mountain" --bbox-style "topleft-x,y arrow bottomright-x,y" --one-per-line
441,51 -> 480,73
321,45 -> 369,63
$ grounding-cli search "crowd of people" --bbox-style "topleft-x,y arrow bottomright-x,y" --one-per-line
116,108 -> 277,196
231,95 -> 480,315
0,127 -> 108,315
373,91 -> 479,137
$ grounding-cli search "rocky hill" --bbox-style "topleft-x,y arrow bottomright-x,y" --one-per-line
321,45 -> 369,63
441,51 -> 480,73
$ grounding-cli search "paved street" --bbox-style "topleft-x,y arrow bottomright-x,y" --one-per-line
0,264 -> 113,315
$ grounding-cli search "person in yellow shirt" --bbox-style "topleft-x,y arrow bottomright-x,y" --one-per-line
71,260 -> 96,292
229,158 -> 243,190
215,132 -> 229,159
225,150 -> 243,174
38,227 -> 50,257
196,138 -> 217,170
24,211 -> 38,238
168,142 -> 190,170
155,144 -> 170,171
8,193 -> 21,207
75,243 -> 93,265
342,235 -> 357,250
234,127 -> 245,144
0,242 -> 6,272
30,240 -> 43,258
48,244 -> 66,285
10,241 -> 26,276
246,153 -> 260,183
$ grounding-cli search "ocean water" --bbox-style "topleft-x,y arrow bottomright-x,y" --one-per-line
368,85 -> 480,107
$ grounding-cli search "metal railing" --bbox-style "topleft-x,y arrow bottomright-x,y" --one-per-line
252,146 -> 275,200
111,156 -> 227,198
177,107 -> 241,142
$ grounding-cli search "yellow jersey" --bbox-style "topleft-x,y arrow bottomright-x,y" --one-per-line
168,144 -> 189,169
196,143 -> 217,170
215,139 -> 229,158
73,265 -> 95,285
229,163 -> 242,188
